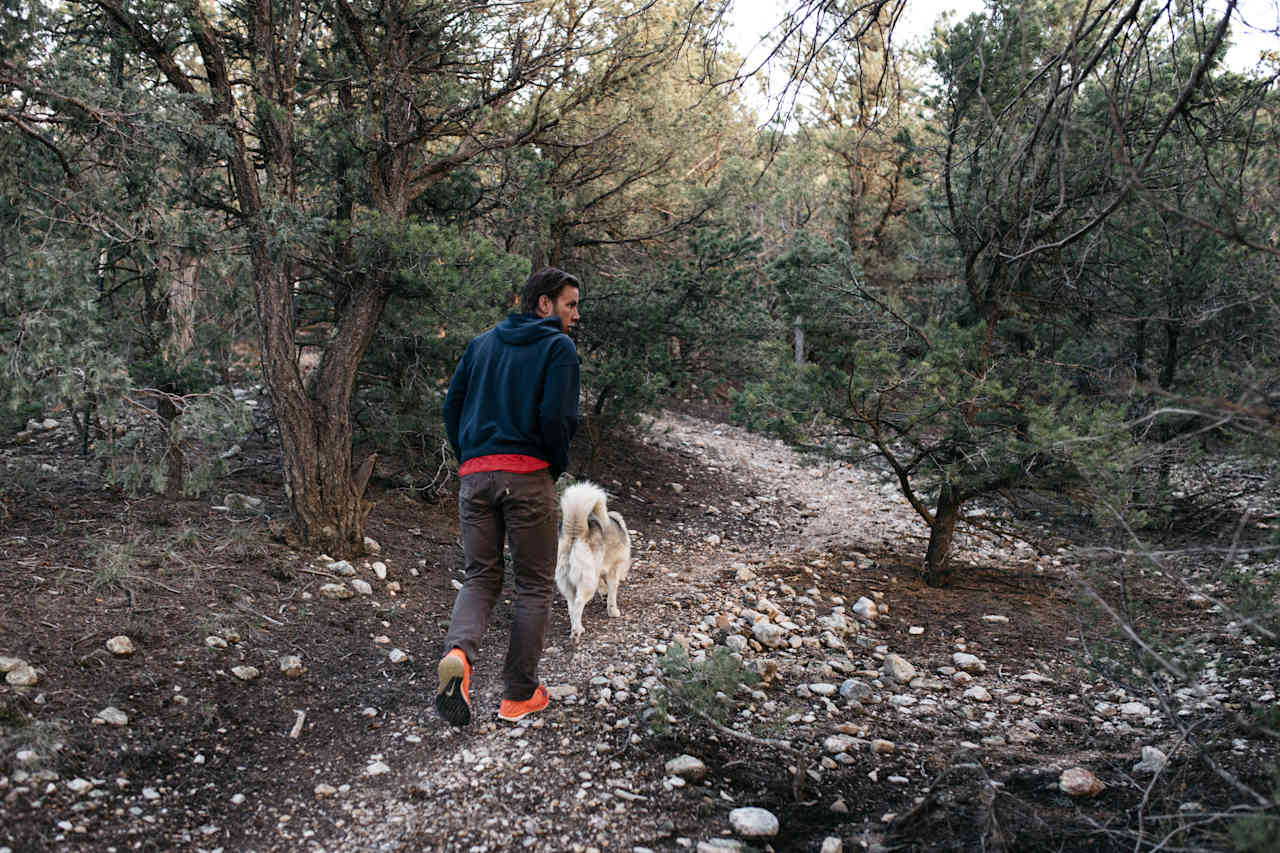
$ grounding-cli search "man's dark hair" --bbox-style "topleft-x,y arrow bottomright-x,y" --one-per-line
519,267 -> 580,315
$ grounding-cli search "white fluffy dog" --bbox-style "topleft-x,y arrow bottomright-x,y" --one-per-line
555,481 -> 631,641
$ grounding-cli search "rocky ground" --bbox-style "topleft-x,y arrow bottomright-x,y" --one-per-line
1,404 -> 1278,852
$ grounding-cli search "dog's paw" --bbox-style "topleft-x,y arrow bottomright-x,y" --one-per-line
570,626 -> 584,642
608,606 -> 621,618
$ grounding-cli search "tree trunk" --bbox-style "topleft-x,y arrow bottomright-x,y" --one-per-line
158,393 -> 184,499
922,482 -> 961,587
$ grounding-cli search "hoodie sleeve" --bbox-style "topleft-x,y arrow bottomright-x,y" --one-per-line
539,335 -> 580,478
442,344 -> 471,461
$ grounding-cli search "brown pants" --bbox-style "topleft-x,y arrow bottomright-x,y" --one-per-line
443,470 -> 557,701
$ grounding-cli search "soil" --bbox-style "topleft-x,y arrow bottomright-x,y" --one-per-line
1,402 -> 1277,852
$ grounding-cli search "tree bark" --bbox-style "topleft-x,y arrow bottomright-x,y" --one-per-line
922,482 -> 961,587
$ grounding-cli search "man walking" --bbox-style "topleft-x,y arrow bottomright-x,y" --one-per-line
436,267 -> 581,726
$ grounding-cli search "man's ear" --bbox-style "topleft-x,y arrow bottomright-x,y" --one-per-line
536,293 -> 553,317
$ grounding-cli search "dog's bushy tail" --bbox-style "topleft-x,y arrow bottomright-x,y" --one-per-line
560,481 -> 609,541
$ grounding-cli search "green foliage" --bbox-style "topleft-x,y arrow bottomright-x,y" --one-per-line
356,223 -> 526,466
1231,769 -> 1280,853
579,227 -> 770,424
651,643 -> 760,733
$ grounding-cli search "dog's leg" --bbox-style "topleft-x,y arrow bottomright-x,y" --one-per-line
605,568 -> 622,618
568,593 -> 588,641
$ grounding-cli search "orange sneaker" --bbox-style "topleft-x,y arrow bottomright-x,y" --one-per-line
498,684 -> 549,722
435,648 -> 472,727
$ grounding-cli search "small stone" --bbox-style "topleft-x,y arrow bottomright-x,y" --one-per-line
1059,767 -> 1105,796
881,654 -> 916,684
952,652 -> 986,674
327,560 -> 357,577
851,597 -> 877,620
94,707 -> 129,726
320,583 -> 354,599
388,648 -> 408,664
1133,746 -> 1168,775
729,806 -> 779,838
66,778 -> 94,795
665,755 -> 708,783
350,579 -> 374,596
1119,701 -> 1151,717
315,783 -> 338,798
106,636 -> 135,656
279,656 -> 305,678
231,666 -> 261,682
5,663 -> 38,687
869,739 -> 895,755
751,621 -> 786,649
824,734 -> 858,755
820,837 -> 843,853
981,614 -> 1009,623
371,561 -> 388,580
365,761 -> 391,776
205,635 -> 229,649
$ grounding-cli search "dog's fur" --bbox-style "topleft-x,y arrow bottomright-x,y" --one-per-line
555,481 -> 631,641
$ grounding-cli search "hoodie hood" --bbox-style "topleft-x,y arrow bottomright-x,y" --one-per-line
495,312 -> 567,345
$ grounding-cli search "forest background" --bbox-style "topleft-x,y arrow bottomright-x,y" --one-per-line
1,0 -> 1278,843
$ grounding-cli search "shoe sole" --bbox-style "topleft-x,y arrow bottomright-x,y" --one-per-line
436,655 -> 471,727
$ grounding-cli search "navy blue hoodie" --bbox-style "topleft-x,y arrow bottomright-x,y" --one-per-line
443,313 -> 580,478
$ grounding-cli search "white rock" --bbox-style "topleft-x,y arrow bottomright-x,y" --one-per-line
365,761 -> 391,776
5,663 -> 38,687
852,597 -> 877,620
1119,702 -> 1151,717
1059,767 -> 1105,796
725,635 -> 748,653
0,656 -> 26,673
729,806 -> 779,838
1133,746 -> 1168,775
327,560 -> 357,576
371,561 -> 388,580
881,654 -> 916,684
824,734 -> 858,755
820,838 -> 843,853
350,578 -> 373,596
106,636 -> 135,656
981,614 -> 1009,623
869,739 -> 895,755
388,648 -> 408,664
66,778 -> 94,795
15,749 -> 38,765
94,707 -> 129,726
963,686 -> 992,702
279,656 -> 305,678
952,652 -> 986,674
665,755 -> 708,783
231,666 -> 261,681
315,783 -> 338,798
205,635 -> 229,649
320,583 -> 354,600
736,566 -> 756,582
363,536 -> 381,553
751,621 -> 786,649
810,683 -> 838,697
142,787 -> 160,800
908,626 -> 924,635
